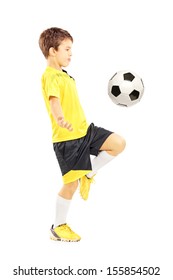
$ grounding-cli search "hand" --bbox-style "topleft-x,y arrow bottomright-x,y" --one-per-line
57,117 -> 73,131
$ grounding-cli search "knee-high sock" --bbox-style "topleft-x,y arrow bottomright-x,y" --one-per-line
87,151 -> 115,179
54,195 -> 71,228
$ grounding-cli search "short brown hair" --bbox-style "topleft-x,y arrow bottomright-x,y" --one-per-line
39,27 -> 73,58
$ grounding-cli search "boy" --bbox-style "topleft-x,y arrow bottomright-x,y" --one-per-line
39,27 -> 126,242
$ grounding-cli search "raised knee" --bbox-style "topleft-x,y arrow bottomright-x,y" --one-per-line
119,137 -> 126,153
113,134 -> 126,155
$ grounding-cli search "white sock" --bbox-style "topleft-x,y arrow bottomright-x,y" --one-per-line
87,151 -> 115,178
54,195 -> 71,228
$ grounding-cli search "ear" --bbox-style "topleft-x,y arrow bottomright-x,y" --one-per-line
49,47 -> 57,57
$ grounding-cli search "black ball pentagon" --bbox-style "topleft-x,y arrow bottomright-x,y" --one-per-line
111,85 -> 121,97
129,90 -> 140,101
118,103 -> 128,107
124,72 -> 135,81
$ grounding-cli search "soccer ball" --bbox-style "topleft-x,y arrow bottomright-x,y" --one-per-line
108,70 -> 144,107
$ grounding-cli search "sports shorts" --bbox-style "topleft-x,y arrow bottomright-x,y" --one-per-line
53,123 -> 113,184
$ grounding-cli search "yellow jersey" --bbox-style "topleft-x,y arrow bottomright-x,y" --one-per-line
41,66 -> 89,142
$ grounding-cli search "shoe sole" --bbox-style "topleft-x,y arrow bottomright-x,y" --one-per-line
50,231 -> 80,242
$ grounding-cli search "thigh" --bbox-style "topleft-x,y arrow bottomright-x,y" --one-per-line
89,124 -> 113,156
99,132 -> 125,152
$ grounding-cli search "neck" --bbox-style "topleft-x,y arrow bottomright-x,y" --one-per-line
47,58 -> 62,71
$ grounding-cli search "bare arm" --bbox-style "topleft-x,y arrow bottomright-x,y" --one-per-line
49,96 -> 73,131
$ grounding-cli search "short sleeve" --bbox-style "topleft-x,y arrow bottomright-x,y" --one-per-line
44,73 -> 61,99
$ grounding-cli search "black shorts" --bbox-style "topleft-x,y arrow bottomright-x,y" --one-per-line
53,123 -> 113,183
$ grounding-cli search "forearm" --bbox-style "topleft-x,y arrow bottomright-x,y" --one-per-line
49,96 -> 64,122
49,96 -> 73,131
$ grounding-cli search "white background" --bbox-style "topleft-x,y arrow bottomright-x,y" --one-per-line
0,0 -> 173,279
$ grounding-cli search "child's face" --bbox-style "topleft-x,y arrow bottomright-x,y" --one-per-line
55,39 -> 72,68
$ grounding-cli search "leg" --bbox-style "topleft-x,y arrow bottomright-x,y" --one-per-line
80,132 -> 126,200
54,180 -> 78,227
99,132 -> 126,156
87,133 -> 126,178
59,180 -> 79,200
51,180 -> 81,242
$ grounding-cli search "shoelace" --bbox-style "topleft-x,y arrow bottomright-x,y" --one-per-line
60,224 -> 73,233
